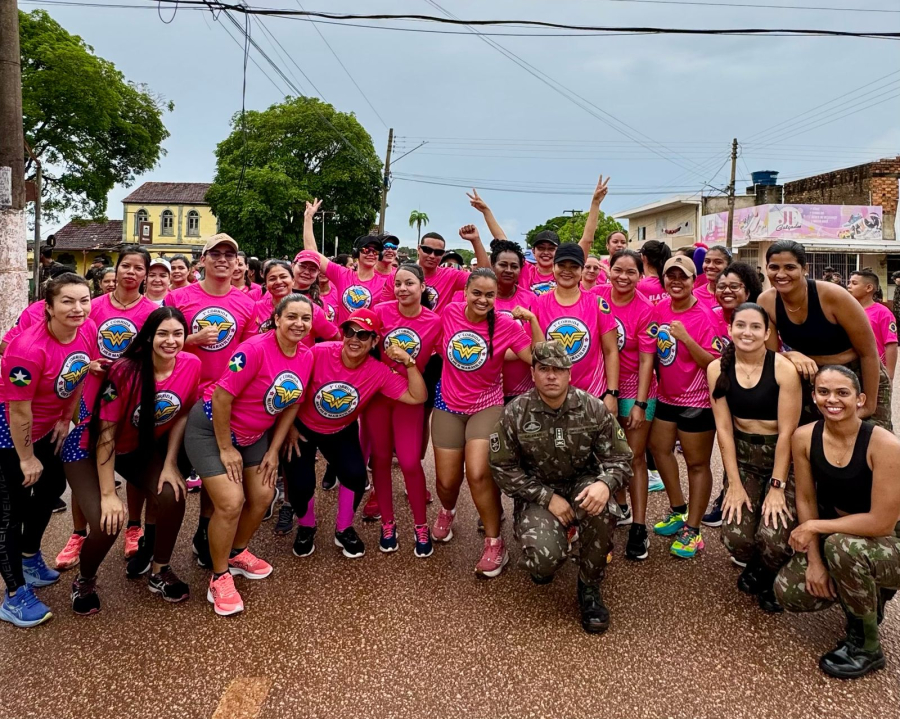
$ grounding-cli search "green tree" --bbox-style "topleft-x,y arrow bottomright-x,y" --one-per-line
206,97 -> 381,258
525,212 -> 624,255
408,210 -> 430,243
20,10 -> 172,222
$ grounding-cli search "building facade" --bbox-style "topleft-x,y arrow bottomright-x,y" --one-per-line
121,182 -> 215,252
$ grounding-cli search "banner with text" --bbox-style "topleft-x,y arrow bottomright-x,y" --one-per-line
701,204 -> 883,244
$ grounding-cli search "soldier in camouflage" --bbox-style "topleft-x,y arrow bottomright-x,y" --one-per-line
489,341 -> 633,634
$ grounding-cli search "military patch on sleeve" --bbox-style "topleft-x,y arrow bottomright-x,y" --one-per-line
712,336 -> 725,354
101,381 -> 118,403
891,321 -> 897,335
616,425 -> 626,441
489,432 -> 500,453
598,297 -> 611,314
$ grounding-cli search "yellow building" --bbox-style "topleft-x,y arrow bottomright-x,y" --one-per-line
121,182 -> 216,251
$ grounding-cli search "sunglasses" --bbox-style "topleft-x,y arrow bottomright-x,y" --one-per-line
419,245 -> 445,257
206,250 -> 237,261
383,242 -> 398,250
342,326 -> 377,342
359,246 -> 380,256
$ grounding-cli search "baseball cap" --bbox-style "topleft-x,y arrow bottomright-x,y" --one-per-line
202,233 -> 239,255
293,250 -> 321,266
353,235 -> 383,252
532,230 -> 560,247
532,340 -> 573,369
341,308 -> 382,335
150,258 -> 171,273
663,255 -> 697,277
553,243 -> 586,268
441,251 -> 464,266
381,233 -> 400,248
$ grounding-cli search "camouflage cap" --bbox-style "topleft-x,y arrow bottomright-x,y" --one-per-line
531,340 -> 572,369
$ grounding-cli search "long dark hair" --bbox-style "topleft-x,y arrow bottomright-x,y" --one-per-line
766,240 -> 807,268
260,293 -> 314,334
712,302 -> 769,400
116,245 -> 151,294
395,262 -> 433,310
640,240 -> 671,280
719,261 -> 763,303
466,268 -> 498,358
610,249 -> 644,275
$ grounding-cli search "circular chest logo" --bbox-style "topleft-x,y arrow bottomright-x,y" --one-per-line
530,280 -> 555,296
314,382 -> 360,420
265,371 -> 304,415
385,327 -> 423,360
56,352 -> 91,399
98,317 -> 139,359
424,285 -> 440,308
615,317 -> 626,352
342,285 -> 372,312
192,307 -> 238,352
650,322 -> 677,366
546,318 -> 591,363
447,331 -> 488,371
324,302 -> 336,323
132,390 -> 183,427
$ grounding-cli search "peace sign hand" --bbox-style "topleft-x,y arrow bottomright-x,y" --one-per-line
467,189 -> 489,214
592,175 -> 611,204
305,198 -> 323,219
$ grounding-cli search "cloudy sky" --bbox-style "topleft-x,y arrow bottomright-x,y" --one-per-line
26,0 -> 900,249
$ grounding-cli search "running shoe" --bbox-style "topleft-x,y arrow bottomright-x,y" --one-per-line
648,470 -> 665,493
362,493 -> 381,522
148,566 -> 190,603
334,527 -> 366,558
476,511 -> 506,534
702,491 -> 724,528
379,521 -> 399,553
413,524 -> 433,558
71,576 -> 101,616
185,472 -> 202,493
432,507 -> 456,542
23,552 -> 60,587
670,527 -> 705,558
124,525 -> 143,559
0,586 -> 52,628
228,549 -> 273,579
475,537 -> 508,578
207,573 -> 243,616
51,497 -> 67,514
126,537 -> 153,579
653,510 -> 687,537
617,505 -> 633,527
262,490 -> 278,522
322,465 -> 337,491
625,523 -> 649,561
55,533 -> 85,571
274,504 -> 295,536
192,531 -> 212,569
292,526 -> 316,558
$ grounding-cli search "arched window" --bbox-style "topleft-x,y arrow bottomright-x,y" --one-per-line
186,210 -> 200,236
161,209 -> 174,236
134,208 -> 148,235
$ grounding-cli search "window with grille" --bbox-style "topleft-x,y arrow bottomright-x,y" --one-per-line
161,209 -> 174,236
807,252 -> 858,284
134,209 -> 148,236
187,210 -> 200,236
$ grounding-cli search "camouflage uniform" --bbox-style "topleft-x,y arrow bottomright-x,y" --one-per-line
489,344 -> 633,586
721,431 -> 796,572
799,361 -> 892,431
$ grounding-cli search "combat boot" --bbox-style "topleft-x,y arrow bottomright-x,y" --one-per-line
756,568 -> 783,614
737,555 -> 764,595
577,579 -> 610,634
819,641 -> 885,679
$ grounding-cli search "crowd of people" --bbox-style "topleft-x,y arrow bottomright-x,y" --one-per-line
2,177 -> 899,681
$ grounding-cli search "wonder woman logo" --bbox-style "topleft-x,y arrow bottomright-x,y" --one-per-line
546,317 -> 591,363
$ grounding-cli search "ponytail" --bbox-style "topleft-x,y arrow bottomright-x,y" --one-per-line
712,340 -> 736,400
486,309 -> 495,359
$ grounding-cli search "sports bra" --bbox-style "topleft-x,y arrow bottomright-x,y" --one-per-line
724,350 -> 778,421
774,279 -> 852,357
810,420 -> 874,520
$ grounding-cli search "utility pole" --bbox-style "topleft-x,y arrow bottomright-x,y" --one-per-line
377,128 -> 393,236
316,209 -> 334,255
24,140 -> 40,300
563,209 -> 583,217
0,0 -> 30,328
725,137 -> 738,251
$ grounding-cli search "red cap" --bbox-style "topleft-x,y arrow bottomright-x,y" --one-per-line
342,308 -> 381,334
293,250 -> 320,266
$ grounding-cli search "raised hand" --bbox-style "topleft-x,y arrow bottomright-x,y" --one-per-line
592,175 -> 611,204
305,198 -> 323,219
459,224 -> 481,244
467,189 -> 489,214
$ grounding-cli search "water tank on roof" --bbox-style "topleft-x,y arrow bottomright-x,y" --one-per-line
751,170 -> 779,186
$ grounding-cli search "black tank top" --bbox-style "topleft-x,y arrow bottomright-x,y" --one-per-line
810,420 -> 874,520
724,350 -> 778,421
774,279 -> 852,357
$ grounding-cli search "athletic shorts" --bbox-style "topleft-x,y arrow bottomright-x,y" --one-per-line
654,401 -> 715,433
618,397 -> 657,422
431,406 -> 504,450
184,401 -> 268,478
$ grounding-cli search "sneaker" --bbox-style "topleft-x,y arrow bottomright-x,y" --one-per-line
648,470 -> 665,493
262,490 -> 278,522
577,579 -> 610,634
51,497 -> 67,513
0,586 -> 52,628
413,524 -> 433,558
362,493 -> 381,522
192,530 -> 212,569
432,507 -> 456,542
617,505 -> 633,527
292,526 -> 316,558
274,504 -> 295,536
653,510 -> 687,537
207,573 -> 244,616
379,522 -> 399,553
124,525 -> 143,559
702,490 -> 724,528
71,576 -> 101,616
228,549 -> 273,579
322,465 -> 337,491
185,472 -> 202,493
670,527 -> 705,558
475,537 -> 508,578
55,533 -> 86,571
148,566 -> 190,603
126,537 -> 153,578
625,524 -> 649,561
334,527 -> 366,558
476,511 -> 506,534
23,552 -> 60,587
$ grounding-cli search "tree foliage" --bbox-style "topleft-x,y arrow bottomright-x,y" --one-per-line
20,10 -> 172,222
525,212 -> 625,255
408,210 -> 429,243
206,97 -> 382,259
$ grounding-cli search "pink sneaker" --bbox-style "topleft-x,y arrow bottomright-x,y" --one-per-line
475,537 -> 509,578
186,473 -> 202,493
55,533 -> 85,570
124,525 -> 143,559
432,507 -> 456,542
362,493 -> 381,522
228,549 -> 273,579
207,573 -> 243,616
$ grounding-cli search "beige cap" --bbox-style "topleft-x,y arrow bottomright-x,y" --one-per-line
663,255 -> 697,277
201,233 -> 239,255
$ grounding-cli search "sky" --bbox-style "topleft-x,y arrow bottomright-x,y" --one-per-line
24,0 -> 900,250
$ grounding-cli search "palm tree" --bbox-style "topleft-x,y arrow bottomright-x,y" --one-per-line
409,210 -> 430,243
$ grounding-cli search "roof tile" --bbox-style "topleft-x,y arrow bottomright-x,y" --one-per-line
52,220 -> 123,250
122,182 -> 212,205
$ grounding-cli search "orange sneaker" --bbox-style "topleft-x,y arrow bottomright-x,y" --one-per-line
207,573 -> 243,616
55,533 -> 85,571
124,525 -> 143,559
228,549 -> 273,579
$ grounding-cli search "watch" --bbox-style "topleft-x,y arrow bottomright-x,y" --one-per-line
604,389 -> 620,399
769,478 -> 786,490
634,400 -> 648,410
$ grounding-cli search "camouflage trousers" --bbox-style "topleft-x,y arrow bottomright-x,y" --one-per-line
513,475 -> 614,586
721,432 -> 796,572
800,360 -> 892,431
774,525 -> 900,619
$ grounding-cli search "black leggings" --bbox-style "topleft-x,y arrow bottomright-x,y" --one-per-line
284,419 -> 367,519
0,436 -> 67,591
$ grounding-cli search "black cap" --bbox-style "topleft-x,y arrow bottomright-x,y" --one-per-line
532,230 -> 560,247
553,242 -> 585,268
380,233 -> 400,245
441,251 -> 464,266
353,235 -> 383,251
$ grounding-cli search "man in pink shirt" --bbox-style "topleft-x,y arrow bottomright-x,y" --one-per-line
848,269 -> 897,382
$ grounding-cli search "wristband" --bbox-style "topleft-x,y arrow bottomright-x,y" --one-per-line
634,400 -> 648,410
603,389 -> 620,399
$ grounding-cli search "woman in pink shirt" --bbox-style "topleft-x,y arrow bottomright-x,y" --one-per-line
168,255 -> 191,291
637,240 -> 672,306
694,245 -> 731,308
317,271 -> 338,324
582,254 -> 607,292
0,273 -> 94,628
233,252 -> 262,301
254,259 -> 337,345
431,269 -> 537,578
598,230 -> 628,281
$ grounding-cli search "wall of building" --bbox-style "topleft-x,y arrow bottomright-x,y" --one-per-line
122,202 -> 216,246
626,205 -> 699,249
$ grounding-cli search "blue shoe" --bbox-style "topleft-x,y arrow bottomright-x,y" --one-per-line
0,586 -> 53,628
647,470 -> 665,493
414,524 -> 433,558
23,552 -> 60,587
379,522 -> 398,553
702,491 -> 724,528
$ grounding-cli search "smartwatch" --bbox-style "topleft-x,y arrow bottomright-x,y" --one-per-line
634,400 -> 648,410
604,389 -> 620,399
769,478 -> 786,490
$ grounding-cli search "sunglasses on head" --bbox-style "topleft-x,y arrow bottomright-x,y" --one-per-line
342,325 -> 377,342
419,245 -> 445,257
383,242 -> 398,250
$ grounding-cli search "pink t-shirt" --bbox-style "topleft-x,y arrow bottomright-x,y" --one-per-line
438,302 -> 531,412
251,295 -> 337,347
206,332 -> 314,446
374,301 -> 441,376
649,299 -> 723,408
494,287 -> 535,397
89,293 -> 158,362
1,320 -> 97,442
165,282 -> 256,392
533,290 -> 617,396
319,284 -> 338,323
379,266 -> 468,315
597,286 -> 657,400
240,284 -> 263,302
325,263 -> 390,324
298,341 -> 407,434
712,305 -> 730,340
865,303 -> 898,364
2,300 -> 45,345
636,276 -> 669,306
519,264 -> 557,297
693,281 -> 718,309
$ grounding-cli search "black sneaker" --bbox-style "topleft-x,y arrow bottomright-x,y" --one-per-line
293,526 -> 317,558
819,641 -> 885,679
274,504 -> 295,536
577,578 -> 610,634
322,465 -> 337,491
148,566 -> 190,603
51,497 -> 67,514
126,536 -> 153,579
262,490 -> 278,522
334,527 -> 365,558
616,505 -> 633,527
625,523 -> 649,561
192,530 -> 212,569
71,576 -> 100,615
702,490 -> 724,528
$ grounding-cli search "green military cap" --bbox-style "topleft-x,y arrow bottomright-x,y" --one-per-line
531,340 -> 572,369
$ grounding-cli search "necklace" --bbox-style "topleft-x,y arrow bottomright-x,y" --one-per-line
782,283 -> 808,313
826,431 -> 856,467
111,290 -> 141,310
736,355 -> 765,382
